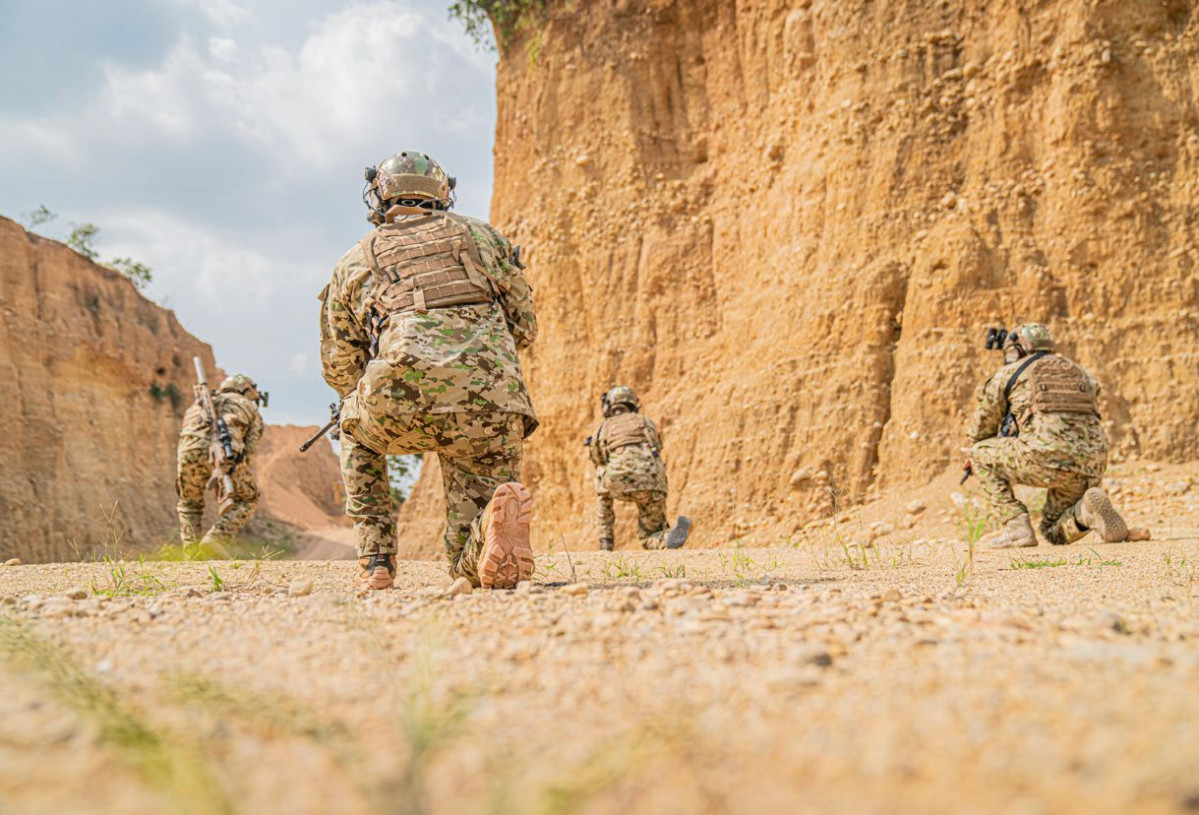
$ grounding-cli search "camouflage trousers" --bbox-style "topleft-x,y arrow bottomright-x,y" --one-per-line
340,412 -> 524,586
176,447 -> 260,543
970,437 -> 1105,545
596,490 -> 668,549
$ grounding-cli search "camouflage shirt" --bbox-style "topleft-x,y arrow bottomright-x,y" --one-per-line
320,213 -> 538,435
178,391 -> 263,459
967,353 -> 1107,476
589,412 -> 667,495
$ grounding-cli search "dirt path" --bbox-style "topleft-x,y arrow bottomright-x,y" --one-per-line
2,531 -> 1198,815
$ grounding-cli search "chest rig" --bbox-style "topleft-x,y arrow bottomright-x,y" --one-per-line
601,411 -> 654,454
1028,355 -> 1098,417
359,212 -> 497,321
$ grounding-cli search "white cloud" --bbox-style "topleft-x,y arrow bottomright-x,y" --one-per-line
101,42 -> 203,136
88,2 -> 490,166
208,37 -> 238,62
173,0 -> 250,26
103,209 -> 289,301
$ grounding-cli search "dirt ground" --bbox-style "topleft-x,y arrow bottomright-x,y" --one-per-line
2,462 -> 1198,815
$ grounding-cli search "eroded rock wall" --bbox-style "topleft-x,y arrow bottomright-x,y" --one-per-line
0,217 -> 222,561
395,0 -> 1199,552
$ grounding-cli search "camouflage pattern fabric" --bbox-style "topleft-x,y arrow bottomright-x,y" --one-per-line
967,353 -> 1108,543
589,410 -> 669,548
340,412 -> 523,586
176,390 -> 263,543
969,439 -> 1100,544
320,213 -> 537,441
322,211 -> 536,576
589,414 -> 667,496
596,489 -> 669,549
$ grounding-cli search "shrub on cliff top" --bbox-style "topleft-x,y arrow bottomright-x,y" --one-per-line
448,0 -> 546,50
18,206 -> 154,291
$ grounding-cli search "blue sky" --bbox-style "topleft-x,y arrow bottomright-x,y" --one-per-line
0,0 -> 497,424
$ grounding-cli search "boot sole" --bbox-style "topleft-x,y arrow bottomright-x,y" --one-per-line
479,482 -> 534,590
1084,488 -> 1128,543
664,516 -> 691,550
988,539 -> 1038,549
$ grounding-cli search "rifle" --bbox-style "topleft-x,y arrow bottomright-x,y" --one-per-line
193,357 -> 236,515
300,403 -> 341,453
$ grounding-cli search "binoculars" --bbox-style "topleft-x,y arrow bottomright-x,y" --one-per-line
985,327 -> 1009,350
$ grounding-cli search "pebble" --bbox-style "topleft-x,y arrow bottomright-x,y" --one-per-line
288,579 -> 313,598
446,577 -> 473,597
561,583 -> 589,597
63,588 -> 87,601
4,558 -> 20,566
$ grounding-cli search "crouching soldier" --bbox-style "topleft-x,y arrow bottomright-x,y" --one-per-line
176,373 -> 264,551
964,323 -> 1147,548
587,385 -> 690,551
321,149 -> 538,591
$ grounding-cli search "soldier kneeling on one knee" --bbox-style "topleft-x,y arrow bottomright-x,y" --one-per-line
586,385 -> 690,551
963,323 -> 1148,549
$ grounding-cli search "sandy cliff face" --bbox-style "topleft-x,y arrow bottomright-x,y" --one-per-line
0,216 -> 223,561
254,426 -> 346,532
418,0 -> 1199,551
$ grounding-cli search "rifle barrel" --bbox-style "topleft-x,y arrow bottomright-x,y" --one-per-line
299,419 -> 337,453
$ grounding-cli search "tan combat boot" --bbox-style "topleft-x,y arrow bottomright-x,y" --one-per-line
980,514 -> 1037,549
357,554 -> 395,591
1077,488 -> 1129,543
198,532 -> 232,560
478,482 -> 534,590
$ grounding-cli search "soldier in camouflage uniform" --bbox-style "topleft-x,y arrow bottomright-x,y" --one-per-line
321,149 -> 537,591
964,323 -> 1145,548
587,385 -> 690,551
176,374 -> 264,550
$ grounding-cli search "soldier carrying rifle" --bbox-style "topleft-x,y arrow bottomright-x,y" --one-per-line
176,357 -> 266,554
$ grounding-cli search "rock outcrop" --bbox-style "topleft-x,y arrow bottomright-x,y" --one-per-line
0,217 -> 222,561
456,0 -> 1198,549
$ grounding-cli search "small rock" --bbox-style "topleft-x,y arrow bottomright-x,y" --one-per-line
882,588 -> 902,603
41,601 -> 75,619
906,499 -> 926,514
562,583 -> 589,597
1094,611 -> 1130,635
64,588 -> 88,601
787,644 -> 834,667
3,558 -> 20,566
446,577 -> 473,597
288,579 -> 313,598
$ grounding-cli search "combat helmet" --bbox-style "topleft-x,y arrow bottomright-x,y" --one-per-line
1004,323 -> 1055,360
603,385 -> 641,415
363,150 -> 457,223
220,374 -> 267,407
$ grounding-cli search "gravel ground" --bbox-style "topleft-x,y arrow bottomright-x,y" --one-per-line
2,532 -> 1198,815
2,463 -> 1198,814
